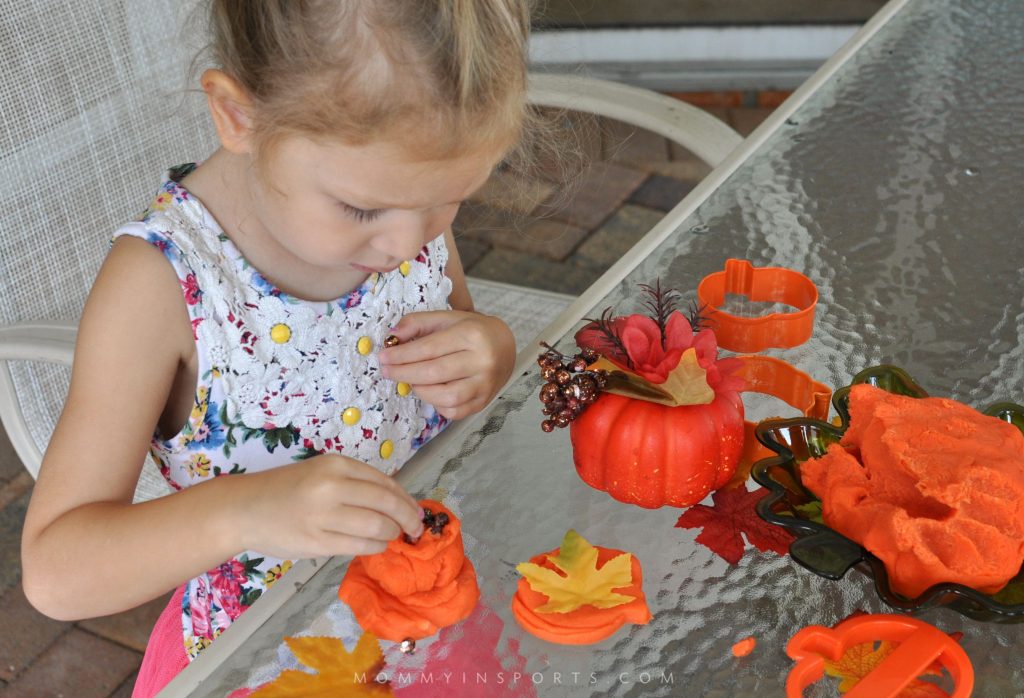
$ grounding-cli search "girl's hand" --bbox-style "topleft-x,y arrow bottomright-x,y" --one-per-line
236,454 -> 424,559
378,310 -> 516,420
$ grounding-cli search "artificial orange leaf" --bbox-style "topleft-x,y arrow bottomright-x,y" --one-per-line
831,610 -> 964,679
822,640 -> 949,696
251,632 -> 391,697
590,348 -> 714,407
516,529 -> 635,614
823,640 -> 895,693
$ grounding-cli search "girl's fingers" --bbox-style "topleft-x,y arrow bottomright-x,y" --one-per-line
326,472 -> 422,536
381,350 -> 476,385
387,310 -> 464,343
381,313 -> 496,369
408,378 -> 477,410
379,327 -> 465,367
312,530 -> 390,557
322,505 -> 403,542
331,459 -> 420,513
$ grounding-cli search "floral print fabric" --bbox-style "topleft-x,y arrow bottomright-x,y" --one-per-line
112,165 -> 452,660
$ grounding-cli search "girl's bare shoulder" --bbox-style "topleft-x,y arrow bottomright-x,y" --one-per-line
92,236 -> 190,329
76,235 -> 194,383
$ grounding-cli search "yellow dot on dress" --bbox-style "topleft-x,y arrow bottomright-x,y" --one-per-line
399,261 -> 411,276
357,336 -> 373,355
342,407 -> 361,426
270,323 -> 291,344
380,440 -> 394,459
396,382 -> 412,397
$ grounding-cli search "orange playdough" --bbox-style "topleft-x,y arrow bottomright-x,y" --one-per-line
511,545 -> 651,645
801,384 -> 1024,598
338,500 -> 479,641
731,636 -> 757,657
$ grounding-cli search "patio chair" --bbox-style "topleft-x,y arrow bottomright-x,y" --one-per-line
0,1 -> 742,503
528,73 -> 742,167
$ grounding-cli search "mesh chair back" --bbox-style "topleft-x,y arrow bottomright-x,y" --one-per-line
0,0 -> 218,500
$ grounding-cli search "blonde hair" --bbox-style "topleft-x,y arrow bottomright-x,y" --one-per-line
208,0 -> 532,161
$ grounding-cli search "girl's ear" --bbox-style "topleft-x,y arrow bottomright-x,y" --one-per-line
201,69 -> 255,154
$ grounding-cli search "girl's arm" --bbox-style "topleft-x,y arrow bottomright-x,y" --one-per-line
443,228 -> 474,312
21,238 -> 422,621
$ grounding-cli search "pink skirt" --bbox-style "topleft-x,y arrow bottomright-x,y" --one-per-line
132,585 -> 189,698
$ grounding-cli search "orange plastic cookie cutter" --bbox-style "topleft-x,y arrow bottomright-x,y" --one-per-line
736,354 -> 832,472
786,614 -> 974,698
697,259 -> 818,352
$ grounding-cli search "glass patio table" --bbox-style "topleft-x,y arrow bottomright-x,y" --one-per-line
164,0 -> 1024,694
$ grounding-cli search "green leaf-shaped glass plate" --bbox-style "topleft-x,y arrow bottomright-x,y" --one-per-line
750,364 -> 1024,623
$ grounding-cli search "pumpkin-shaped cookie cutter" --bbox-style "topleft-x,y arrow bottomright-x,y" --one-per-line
697,259 -> 817,352
786,614 -> 973,697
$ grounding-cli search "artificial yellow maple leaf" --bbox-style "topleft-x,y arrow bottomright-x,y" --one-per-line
251,632 -> 391,697
516,529 -> 635,614
590,348 -> 714,407
823,640 -> 948,697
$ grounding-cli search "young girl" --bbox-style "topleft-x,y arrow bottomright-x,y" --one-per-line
20,1 -> 528,694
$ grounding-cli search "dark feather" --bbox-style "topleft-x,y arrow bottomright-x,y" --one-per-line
687,300 -> 712,332
638,280 -> 681,344
581,307 -> 633,368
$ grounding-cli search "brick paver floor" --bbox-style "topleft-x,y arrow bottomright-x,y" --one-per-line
454,97 -> 773,295
0,94 -> 775,696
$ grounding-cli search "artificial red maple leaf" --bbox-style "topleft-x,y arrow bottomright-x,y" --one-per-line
675,486 -> 794,564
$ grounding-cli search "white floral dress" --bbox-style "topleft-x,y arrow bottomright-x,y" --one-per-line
112,164 -> 452,660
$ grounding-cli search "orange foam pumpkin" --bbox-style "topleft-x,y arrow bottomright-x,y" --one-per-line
338,500 -> 479,641
570,391 -> 744,509
511,543 -> 651,645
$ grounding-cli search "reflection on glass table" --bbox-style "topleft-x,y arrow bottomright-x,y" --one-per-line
163,0 -> 1024,695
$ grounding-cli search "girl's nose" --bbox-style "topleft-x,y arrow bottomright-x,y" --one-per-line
376,205 -> 459,263
374,211 -> 431,263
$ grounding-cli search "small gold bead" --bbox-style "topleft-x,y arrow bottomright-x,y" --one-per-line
357,336 -> 373,355
342,407 -> 361,426
384,335 -> 400,348
396,382 -> 412,397
270,323 -> 291,344
379,439 -> 394,459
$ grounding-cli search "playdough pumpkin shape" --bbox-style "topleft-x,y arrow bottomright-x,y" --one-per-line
512,530 -> 651,645
516,529 -> 634,613
338,500 -> 479,641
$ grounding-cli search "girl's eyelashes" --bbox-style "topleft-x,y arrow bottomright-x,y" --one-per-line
340,202 -> 384,223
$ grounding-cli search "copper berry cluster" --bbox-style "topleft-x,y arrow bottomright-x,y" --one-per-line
403,507 -> 450,544
537,343 -> 609,431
